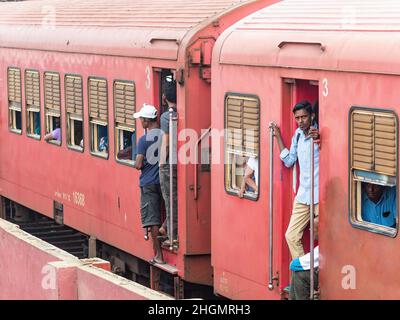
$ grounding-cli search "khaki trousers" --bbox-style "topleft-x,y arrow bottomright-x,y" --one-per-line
285,200 -> 319,259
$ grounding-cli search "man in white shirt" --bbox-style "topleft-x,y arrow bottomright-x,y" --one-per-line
239,157 -> 258,198
272,100 -> 320,259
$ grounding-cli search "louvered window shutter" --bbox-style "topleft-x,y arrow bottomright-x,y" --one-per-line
114,81 -> 135,131
89,78 -> 108,124
65,75 -> 83,120
226,95 -> 259,157
25,70 -> 40,111
8,68 -> 21,110
44,72 -> 61,117
352,111 -> 397,176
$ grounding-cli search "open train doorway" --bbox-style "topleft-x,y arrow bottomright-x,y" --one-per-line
153,68 -> 179,251
279,78 -> 319,297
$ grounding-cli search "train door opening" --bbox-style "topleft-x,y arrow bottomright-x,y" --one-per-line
153,68 -> 178,250
279,78 -> 319,296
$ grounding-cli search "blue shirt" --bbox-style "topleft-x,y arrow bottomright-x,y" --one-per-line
160,109 -> 177,165
362,186 -> 396,227
280,127 -> 319,205
160,109 -> 177,134
136,129 -> 162,187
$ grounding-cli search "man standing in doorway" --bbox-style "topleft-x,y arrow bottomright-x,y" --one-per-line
272,100 -> 320,259
159,79 -> 178,245
134,104 -> 164,264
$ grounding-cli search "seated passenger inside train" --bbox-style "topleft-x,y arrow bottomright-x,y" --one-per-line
239,156 -> 258,198
362,182 -> 397,228
44,117 -> 61,142
98,125 -> 108,152
117,132 -> 136,160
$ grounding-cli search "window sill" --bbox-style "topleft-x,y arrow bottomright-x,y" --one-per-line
350,219 -> 397,238
47,140 -> 61,146
116,158 -> 135,167
9,128 -> 22,135
90,151 -> 109,160
27,133 -> 41,140
225,188 -> 259,201
67,145 -> 84,153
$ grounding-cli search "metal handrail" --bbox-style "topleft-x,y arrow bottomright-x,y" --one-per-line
309,137 -> 315,300
169,108 -> 177,251
268,122 -> 275,290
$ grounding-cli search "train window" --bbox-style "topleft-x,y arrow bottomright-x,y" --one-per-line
88,78 -> 108,159
25,70 -> 41,139
7,67 -> 22,134
44,72 -> 61,145
114,80 -> 136,165
225,94 -> 260,200
65,75 -> 84,152
349,108 -> 398,237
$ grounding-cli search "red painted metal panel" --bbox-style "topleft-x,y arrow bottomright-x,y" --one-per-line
218,0 -> 400,75
212,0 -> 400,299
0,0 -> 279,290
0,0 -> 265,60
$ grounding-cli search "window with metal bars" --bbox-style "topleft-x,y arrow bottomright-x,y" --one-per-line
25,70 -> 41,139
44,72 -> 61,145
224,93 -> 260,200
8,67 -> 22,134
65,75 -> 84,151
114,80 -> 136,165
88,78 -> 108,158
349,107 -> 398,236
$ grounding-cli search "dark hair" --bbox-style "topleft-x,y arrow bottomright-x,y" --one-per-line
164,80 -> 177,103
292,100 -> 313,115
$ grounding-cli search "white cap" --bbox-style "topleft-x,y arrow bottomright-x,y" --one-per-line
133,103 -> 158,119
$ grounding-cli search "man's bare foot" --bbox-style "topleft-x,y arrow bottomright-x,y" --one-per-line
159,225 -> 166,236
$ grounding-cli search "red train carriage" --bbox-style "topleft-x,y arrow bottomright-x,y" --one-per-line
211,0 -> 400,299
0,0 -> 278,298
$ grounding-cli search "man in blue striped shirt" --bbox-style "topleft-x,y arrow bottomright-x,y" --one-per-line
362,183 -> 396,228
273,100 -> 319,259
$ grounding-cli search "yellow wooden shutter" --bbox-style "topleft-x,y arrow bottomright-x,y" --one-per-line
374,114 -> 396,176
89,78 -> 108,123
25,70 -> 40,110
8,68 -> 21,108
65,75 -> 83,118
44,72 -> 61,116
226,95 -> 259,157
114,81 -> 135,130
243,98 -> 259,155
351,110 -> 397,176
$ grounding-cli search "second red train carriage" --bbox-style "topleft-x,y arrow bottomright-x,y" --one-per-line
211,0 -> 400,299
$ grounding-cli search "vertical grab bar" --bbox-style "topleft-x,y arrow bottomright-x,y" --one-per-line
169,108 -> 176,251
268,122 -> 275,290
309,137 -> 315,300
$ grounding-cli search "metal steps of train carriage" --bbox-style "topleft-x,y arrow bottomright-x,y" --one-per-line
14,218 -> 88,259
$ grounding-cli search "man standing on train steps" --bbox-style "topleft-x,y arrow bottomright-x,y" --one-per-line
158,78 -> 178,245
272,100 -> 320,259
134,104 -> 164,265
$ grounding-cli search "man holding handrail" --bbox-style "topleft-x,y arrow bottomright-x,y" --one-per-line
272,100 -> 320,259
159,78 -> 178,246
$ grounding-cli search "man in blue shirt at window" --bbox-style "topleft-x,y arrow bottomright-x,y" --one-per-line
362,183 -> 397,228
272,100 -> 320,259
